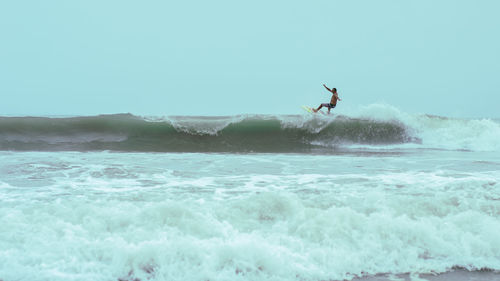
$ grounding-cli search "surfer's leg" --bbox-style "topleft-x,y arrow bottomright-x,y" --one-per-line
328,104 -> 335,114
314,104 -> 323,112
315,103 -> 329,112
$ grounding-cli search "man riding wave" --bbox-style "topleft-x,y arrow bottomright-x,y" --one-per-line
313,84 -> 341,114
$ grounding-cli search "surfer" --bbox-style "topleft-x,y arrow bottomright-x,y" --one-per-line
313,84 -> 341,114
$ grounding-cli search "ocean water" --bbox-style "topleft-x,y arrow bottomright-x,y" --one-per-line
0,104 -> 499,281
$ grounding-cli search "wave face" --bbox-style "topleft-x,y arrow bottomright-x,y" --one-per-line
0,113 -> 414,152
0,105 -> 498,152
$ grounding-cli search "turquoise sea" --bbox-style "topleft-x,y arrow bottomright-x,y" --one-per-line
1,104 -> 499,281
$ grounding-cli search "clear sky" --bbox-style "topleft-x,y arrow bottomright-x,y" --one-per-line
1,0 -> 499,117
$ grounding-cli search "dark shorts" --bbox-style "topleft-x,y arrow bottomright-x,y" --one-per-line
322,103 -> 336,109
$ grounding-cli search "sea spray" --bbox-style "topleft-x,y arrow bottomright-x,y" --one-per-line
351,103 -> 500,151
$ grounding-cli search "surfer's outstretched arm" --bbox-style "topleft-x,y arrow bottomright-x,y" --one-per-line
323,84 -> 332,93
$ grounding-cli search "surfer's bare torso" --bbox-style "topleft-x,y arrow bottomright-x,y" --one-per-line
330,92 -> 340,106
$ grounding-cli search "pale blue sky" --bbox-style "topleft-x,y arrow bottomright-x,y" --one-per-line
1,0 -> 499,117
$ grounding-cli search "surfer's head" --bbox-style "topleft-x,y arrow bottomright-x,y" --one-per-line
332,88 -> 337,93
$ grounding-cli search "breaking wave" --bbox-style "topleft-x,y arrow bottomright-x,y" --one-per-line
0,104 -> 498,152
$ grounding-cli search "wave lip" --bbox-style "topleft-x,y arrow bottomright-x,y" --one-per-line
0,113 -> 415,153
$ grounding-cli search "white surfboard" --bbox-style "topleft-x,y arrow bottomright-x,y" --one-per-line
302,105 -> 326,115
301,105 -> 314,113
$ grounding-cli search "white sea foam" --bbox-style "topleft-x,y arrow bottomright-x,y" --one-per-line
166,115 -> 248,135
278,114 -> 335,134
1,152 -> 499,281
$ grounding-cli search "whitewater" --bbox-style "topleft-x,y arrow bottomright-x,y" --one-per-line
1,104 -> 499,281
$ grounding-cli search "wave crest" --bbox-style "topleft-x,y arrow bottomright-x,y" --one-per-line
1,105 -> 498,152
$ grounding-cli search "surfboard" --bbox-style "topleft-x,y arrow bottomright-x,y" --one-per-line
301,105 -> 314,113
302,105 -> 327,115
